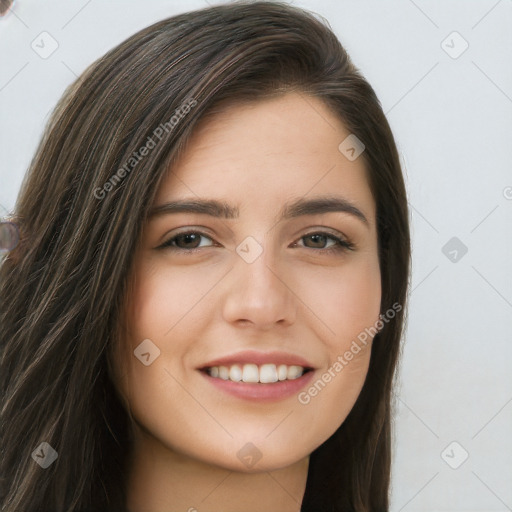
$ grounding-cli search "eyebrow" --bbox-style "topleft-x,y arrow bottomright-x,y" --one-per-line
148,195 -> 369,226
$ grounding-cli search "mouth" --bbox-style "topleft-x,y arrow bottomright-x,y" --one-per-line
201,363 -> 313,383
197,351 -> 316,402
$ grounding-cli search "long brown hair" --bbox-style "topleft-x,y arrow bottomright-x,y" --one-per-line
0,2 -> 410,511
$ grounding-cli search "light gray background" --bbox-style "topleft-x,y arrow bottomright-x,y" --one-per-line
1,1 -> 511,510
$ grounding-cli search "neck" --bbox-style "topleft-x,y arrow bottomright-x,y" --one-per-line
125,424 -> 309,512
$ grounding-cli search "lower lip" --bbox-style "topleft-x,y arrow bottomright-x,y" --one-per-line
199,370 -> 315,402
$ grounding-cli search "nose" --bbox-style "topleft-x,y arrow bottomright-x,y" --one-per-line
221,244 -> 297,331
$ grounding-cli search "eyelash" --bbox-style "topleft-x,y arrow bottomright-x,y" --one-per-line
158,230 -> 355,255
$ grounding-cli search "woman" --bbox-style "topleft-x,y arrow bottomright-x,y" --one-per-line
0,2 -> 410,511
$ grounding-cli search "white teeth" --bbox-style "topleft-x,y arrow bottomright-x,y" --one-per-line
206,363 -> 307,383
242,364 -> 259,383
287,365 -> 303,380
259,364 -> 278,383
229,364 -> 242,382
219,366 -> 229,380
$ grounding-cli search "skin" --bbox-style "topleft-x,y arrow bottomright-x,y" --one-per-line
114,92 -> 382,512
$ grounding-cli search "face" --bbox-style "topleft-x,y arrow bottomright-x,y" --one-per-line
114,92 -> 381,473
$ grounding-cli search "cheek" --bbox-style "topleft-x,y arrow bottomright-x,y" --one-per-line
299,351 -> 372,436
300,254 -> 381,348
113,262 -> 192,404
292,255 -> 380,423
127,260 -> 211,344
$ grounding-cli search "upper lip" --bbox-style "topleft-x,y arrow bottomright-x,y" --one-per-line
198,350 -> 315,370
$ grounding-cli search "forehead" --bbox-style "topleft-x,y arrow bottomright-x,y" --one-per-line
156,93 -> 376,224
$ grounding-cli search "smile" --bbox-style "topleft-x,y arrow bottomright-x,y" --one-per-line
205,363 -> 311,383
197,350 -> 316,401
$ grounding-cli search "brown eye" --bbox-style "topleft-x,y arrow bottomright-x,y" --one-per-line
159,231 -> 215,251
296,232 -> 355,254
302,234 -> 333,249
